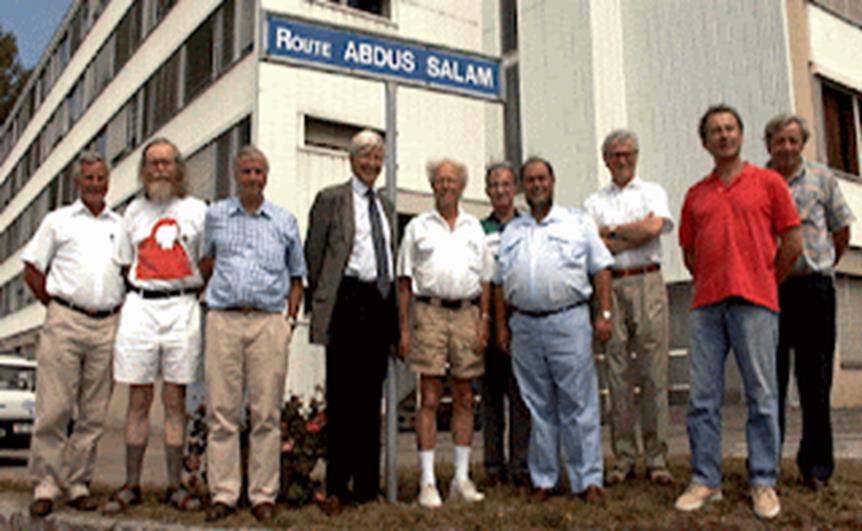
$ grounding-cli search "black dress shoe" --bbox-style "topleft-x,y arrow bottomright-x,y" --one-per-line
205,502 -> 235,522
67,494 -> 99,511
803,476 -> 829,491
251,501 -> 275,522
29,498 -> 53,517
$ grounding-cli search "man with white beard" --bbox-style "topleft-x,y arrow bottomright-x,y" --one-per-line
103,138 -> 207,514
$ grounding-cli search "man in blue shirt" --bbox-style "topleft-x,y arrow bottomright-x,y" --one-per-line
495,157 -> 614,506
200,146 -> 306,523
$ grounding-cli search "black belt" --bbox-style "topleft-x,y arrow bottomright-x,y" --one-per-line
130,286 -> 199,299
221,306 -> 269,314
415,295 -> 479,310
514,300 -> 586,318
611,263 -> 660,278
51,297 -> 120,319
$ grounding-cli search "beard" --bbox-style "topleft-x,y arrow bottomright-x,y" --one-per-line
526,194 -> 553,211
146,178 -> 176,205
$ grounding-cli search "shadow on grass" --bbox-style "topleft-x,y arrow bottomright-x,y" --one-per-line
2,457 -> 861,529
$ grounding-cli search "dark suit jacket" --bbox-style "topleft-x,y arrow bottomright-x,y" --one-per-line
305,179 -> 396,345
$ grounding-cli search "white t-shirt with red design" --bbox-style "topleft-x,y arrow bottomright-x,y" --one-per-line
115,195 -> 207,291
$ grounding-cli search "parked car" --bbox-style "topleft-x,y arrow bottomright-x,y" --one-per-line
0,355 -> 37,449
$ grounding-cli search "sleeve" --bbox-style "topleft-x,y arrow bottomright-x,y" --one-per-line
114,208 -> 136,267
478,230 -> 495,283
584,216 -> 615,274
678,190 -> 695,250
304,191 -> 330,295
285,214 -> 308,279
648,184 -> 675,233
202,207 -> 216,259
396,219 -> 416,278
769,174 -> 801,234
21,215 -> 57,273
824,174 -> 855,231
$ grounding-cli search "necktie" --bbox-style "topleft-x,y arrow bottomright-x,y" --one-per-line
367,189 -> 390,298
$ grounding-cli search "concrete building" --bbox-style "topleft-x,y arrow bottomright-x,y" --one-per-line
512,0 -> 862,406
1,0 -> 861,404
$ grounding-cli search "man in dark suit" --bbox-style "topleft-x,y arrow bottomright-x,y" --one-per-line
306,129 -> 397,511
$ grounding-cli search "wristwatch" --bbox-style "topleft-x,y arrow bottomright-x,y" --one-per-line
287,315 -> 298,330
608,225 -> 618,238
600,309 -> 612,320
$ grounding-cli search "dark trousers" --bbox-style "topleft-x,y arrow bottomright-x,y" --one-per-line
325,278 -> 394,503
777,274 -> 836,482
481,344 -> 530,477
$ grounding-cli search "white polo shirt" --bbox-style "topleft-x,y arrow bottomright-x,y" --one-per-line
115,195 -> 207,291
21,200 -> 125,311
583,176 -> 674,269
397,208 -> 494,300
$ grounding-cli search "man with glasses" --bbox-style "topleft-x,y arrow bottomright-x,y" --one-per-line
584,130 -> 674,487
105,138 -> 207,514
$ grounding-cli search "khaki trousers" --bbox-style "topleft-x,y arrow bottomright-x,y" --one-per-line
605,270 -> 670,472
205,310 -> 291,506
29,302 -> 118,500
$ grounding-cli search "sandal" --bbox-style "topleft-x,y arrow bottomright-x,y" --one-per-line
102,484 -> 142,515
165,486 -> 201,511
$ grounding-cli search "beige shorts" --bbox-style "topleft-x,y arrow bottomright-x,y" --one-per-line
410,301 -> 484,379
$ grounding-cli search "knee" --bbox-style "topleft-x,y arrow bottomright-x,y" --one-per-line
128,385 -> 154,414
420,391 -> 441,412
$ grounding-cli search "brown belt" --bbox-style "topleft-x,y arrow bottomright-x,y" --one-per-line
611,263 -> 660,279
51,297 -> 120,319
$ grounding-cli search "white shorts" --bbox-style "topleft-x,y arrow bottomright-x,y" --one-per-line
114,292 -> 202,385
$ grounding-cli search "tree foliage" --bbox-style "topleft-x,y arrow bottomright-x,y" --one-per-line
0,24 -> 31,127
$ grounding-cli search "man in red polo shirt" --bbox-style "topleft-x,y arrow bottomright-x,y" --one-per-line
675,105 -> 802,520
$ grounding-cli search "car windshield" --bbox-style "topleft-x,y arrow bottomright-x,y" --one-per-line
0,366 -> 36,391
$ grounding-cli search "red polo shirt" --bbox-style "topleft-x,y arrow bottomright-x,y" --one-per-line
679,163 -> 800,311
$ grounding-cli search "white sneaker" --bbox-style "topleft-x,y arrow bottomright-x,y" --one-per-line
674,482 -> 723,512
750,485 -> 781,519
449,478 -> 485,503
418,483 -> 442,509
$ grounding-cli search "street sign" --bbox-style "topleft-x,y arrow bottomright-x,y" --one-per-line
264,14 -> 502,100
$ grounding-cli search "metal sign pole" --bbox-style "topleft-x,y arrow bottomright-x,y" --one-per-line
384,80 -> 399,503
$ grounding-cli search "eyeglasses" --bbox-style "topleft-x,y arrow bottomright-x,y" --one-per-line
145,158 -> 176,168
606,151 -> 638,160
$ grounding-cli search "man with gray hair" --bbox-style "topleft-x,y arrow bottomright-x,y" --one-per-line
23,152 -> 125,517
584,129 -> 674,487
764,113 -> 854,491
398,158 -> 494,508
105,138 -> 207,514
480,161 -> 530,487
306,129 -> 398,512
201,145 -> 305,522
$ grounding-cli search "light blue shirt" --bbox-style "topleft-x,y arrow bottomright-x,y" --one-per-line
497,205 -> 614,312
204,197 -> 307,312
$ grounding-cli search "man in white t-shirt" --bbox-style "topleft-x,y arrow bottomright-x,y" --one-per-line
104,138 -> 206,514
584,129 -> 674,487
23,151 -> 124,518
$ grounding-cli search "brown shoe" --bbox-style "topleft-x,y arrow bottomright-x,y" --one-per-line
529,487 -> 555,503
318,495 -> 344,516
67,494 -> 99,511
251,502 -> 275,522
649,468 -> 674,486
205,502 -> 235,522
580,485 -> 607,507
29,498 -> 53,518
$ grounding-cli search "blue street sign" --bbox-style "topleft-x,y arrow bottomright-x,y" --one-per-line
264,14 -> 502,100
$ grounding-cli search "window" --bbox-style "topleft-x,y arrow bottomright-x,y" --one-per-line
238,3 -> 255,54
220,0 -> 236,71
184,14 -> 216,101
115,0 -> 143,70
325,0 -> 389,17
820,80 -> 861,176
144,51 -> 180,136
304,116 -> 366,151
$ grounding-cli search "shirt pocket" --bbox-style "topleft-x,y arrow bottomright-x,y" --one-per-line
546,230 -> 586,268
497,234 -> 524,275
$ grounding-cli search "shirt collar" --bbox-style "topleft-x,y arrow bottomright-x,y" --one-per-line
227,196 -> 272,218
430,206 -> 468,228
608,175 -> 642,193
71,198 -> 111,219
351,175 -> 374,196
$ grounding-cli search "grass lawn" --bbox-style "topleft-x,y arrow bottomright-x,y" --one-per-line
3,457 -> 861,529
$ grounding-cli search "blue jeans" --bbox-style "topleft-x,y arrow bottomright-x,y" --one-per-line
510,305 -> 603,493
687,298 -> 780,488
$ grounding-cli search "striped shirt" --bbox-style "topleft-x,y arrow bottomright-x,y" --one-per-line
203,197 -> 307,312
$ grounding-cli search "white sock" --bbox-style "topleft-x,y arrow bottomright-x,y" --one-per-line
454,445 -> 471,482
419,449 -> 436,487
